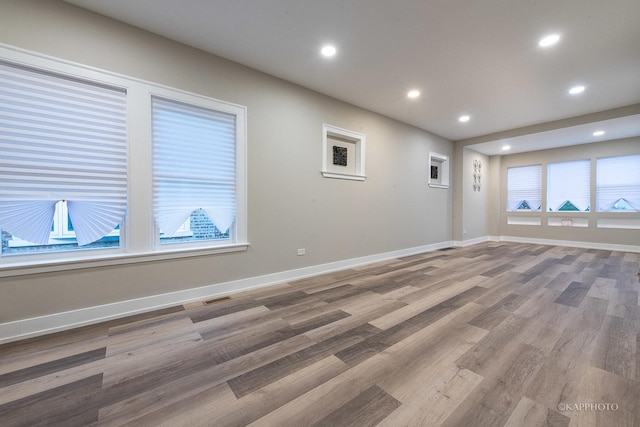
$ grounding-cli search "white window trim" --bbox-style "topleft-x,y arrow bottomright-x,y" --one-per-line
148,87 -> 248,252
0,43 -> 248,274
52,201 -> 74,238
0,244 -> 250,278
321,124 -> 366,181
506,164 -> 542,212
596,154 -> 640,213
546,159 -> 591,212
428,152 -> 450,189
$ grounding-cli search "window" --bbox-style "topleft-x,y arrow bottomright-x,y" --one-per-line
4,201 -> 119,254
152,96 -> 242,246
547,160 -> 590,212
0,61 -> 126,256
507,165 -> 542,211
0,45 -> 248,270
596,154 -> 640,212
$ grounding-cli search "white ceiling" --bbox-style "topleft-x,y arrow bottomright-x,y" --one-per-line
64,0 -> 640,153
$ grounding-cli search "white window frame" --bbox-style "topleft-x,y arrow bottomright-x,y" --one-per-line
546,159 -> 591,212
321,124 -> 366,181
151,91 -> 246,250
428,152 -> 450,189
0,48 -> 128,262
0,44 -> 248,275
506,164 -> 542,212
52,201 -> 76,239
596,154 -> 640,213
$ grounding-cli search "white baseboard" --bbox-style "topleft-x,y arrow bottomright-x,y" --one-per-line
0,240 -> 454,344
453,236 -> 490,247
464,234 -> 640,253
496,235 -> 640,253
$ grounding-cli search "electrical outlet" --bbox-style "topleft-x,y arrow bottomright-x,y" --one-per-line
297,248 -> 306,256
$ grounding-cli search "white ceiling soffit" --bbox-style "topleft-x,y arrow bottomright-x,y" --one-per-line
467,114 -> 640,156
63,0 -> 640,146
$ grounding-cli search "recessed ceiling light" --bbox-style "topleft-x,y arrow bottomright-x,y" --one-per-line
593,130 -> 605,136
539,34 -> 560,47
502,145 -> 511,151
407,90 -> 420,99
459,115 -> 470,123
569,85 -> 585,95
320,45 -> 336,57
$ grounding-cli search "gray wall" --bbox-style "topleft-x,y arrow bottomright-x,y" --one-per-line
461,148 -> 489,241
487,155 -> 502,237
0,0 -> 452,322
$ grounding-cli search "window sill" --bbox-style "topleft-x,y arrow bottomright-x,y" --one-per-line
507,215 -> 541,226
506,210 -> 542,214
0,243 -> 250,278
428,183 -> 449,189
597,217 -> 640,230
547,211 -> 590,215
321,171 -> 366,181
596,211 -> 640,215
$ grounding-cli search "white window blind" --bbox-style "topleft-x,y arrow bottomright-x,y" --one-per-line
596,154 -> 640,212
507,164 -> 542,211
152,96 -> 236,239
547,160 -> 590,211
0,62 -> 127,246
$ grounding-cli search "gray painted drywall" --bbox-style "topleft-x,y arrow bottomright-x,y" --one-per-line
0,0 -> 452,322
461,148 -> 489,240
487,155 -> 502,237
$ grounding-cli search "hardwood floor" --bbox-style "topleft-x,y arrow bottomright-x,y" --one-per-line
0,242 -> 638,426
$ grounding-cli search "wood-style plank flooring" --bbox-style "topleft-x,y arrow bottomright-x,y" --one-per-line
0,242 -> 638,426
